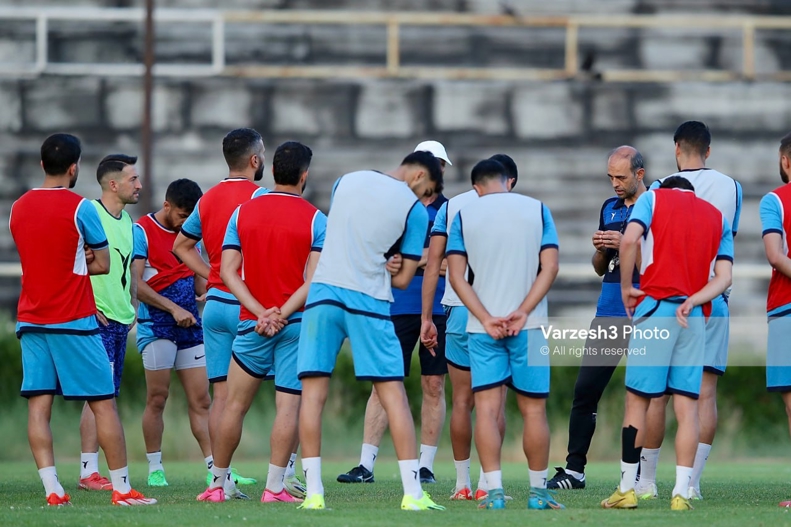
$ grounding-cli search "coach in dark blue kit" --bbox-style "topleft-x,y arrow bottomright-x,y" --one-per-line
548,146 -> 646,490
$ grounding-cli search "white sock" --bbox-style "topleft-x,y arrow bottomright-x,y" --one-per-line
39,466 -> 65,497
672,465 -> 693,499
80,452 -> 99,479
285,453 -> 297,478
619,461 -> 638,493
419,444 -> 438,472
476,465 -> 488,491
484,470 -> 503,490
303,457 -> 324,497
146,451 -> 163,474
109,466 -> 131,494
205,455 -> 214,471
209,466 -> 229,490
398,459 -> 423,500
639,447 -> 660,484
266,464 -> 286,493
529,469 -> 548,489
360,443 -> 378,473
689,443 -> 711,490
454,458 -> 471,491
223,470 -> 238,494
566,468 -> 585,481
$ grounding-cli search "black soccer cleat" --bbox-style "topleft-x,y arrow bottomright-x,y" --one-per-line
419,467 -> 436,484
336,465 -> 375,483
547,467 -> 585,490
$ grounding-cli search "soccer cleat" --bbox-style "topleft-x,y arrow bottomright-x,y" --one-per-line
547,467 -> 585,490
450,487 -> 473,500
419,467 -> 436,484
78,472 -> 113,491
474,488 -> 488,501
670,494 -> 694,511
779,499 -> 791,508
298,494 -> 326,510
688,486 -> 703,500
262,488 -> 303,503
336,465 -> 374,483
111,488 -> 157,506
196,487 -> 225,502
225,487 -> 250,500
401,491 -> 446,511
528,488 -> 565,510
46,493 -> 72,506
284,474 -> 307,499
634,481 -> 658,500
601,488 -> 638,509
231,468 -> 257,485
147,470 -> 168,487
478,488 -> 506,510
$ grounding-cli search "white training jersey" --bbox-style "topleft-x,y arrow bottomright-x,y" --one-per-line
431,189 -> 478,307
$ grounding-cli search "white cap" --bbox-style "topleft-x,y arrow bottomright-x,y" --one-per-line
414,140 -> 452,166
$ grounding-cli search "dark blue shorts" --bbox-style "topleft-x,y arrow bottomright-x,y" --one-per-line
100,320 -> 130,397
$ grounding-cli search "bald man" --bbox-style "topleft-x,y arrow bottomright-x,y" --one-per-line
548,146 -> 646,490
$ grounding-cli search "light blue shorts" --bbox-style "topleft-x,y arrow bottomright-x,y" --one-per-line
444,305 -> 470,370
767,315 -> 791,392
20,331 -> 115,400
232,319 -> 298,393
468,329 -> 549,397
704,294 -> 729,375
625,297 -> 705,399
203,293 -> 241,383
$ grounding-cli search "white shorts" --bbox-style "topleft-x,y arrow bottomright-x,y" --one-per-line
141,340 -> 206,371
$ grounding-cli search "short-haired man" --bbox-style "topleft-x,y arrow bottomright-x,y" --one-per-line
337,140 -> 451,485
10,133 -> 155,506
759,132 -> 791,508
447,159 -> 562,511
602,176 -> 733,511
420,154 -> 518,501
297,151 -> 445,511
549,146 -> 645,491
78,154 -> 141,491
133,179 -> 214,488
198,141 -> 325,503
638,121 -> 743,500
173,128 -> 268,491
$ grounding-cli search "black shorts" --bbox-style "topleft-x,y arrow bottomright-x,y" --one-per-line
392,314 -> 448,377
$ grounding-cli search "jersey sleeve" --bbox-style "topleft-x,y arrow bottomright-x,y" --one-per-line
446,213 -> 466,256
597,200 -> 606,231
541,204 -> 559,251
732,180 -> 743,235
252,187 -> 270,198
329,177 -> 342,209
760,192 -> 783,237
648,180 -> 661,191
431,201 -> 448,237
180,199 -> 202,241
222,207 -> 241,252
311,211 -> 327,252
400,203 -> 429,261
717,217 -> 734,262
132,224 -> 148,260
628,191 -> 655,235
76,200 -> 108,250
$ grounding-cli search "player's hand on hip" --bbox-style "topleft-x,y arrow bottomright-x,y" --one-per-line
420,319 -> 438,354
504,311 -> 527,337
386,254 -> 403,276
675,299 -> 694,328
172,306 -> 197,328
621,287 -> 644,319
195,293 -> 207,302
96,310 -> 109,327
483,316 -> 508,340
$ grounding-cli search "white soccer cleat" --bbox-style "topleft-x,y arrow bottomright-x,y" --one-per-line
688,486 -> 703,500
634,481 -> 658,500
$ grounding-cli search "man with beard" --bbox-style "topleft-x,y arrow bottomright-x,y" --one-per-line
78,154 -> 142,492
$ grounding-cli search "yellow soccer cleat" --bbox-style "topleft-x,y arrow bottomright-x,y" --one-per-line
297,494 -> 325,510
401,491 -> 446,511
601,488 -> 638,509
670,494 -> 694,511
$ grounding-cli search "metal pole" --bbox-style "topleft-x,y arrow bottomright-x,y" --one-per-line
140,0 -> 155,214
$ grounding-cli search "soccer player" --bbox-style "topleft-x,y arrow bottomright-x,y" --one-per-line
638,121 -> 742,500
759,131 -> 791,508
446,159 -> 562,511
548,146 -> 646,491
420,154 -> 518,501
132,179 -> 215,488
337,140 -> 451,485
198,141 -> 325,503
601,176 -> 733,511
172,128 -> 272,491
10,133 -> 155,506
297,151 -> 445,511
78,154 -> 141,491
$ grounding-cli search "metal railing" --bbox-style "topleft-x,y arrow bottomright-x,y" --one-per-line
1,7 -> 791,82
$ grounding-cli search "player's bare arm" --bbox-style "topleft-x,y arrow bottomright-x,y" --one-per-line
87,247 -> 110,276
391,257 -> 421,290
194,274 -> 208,300
219,248 -> 283,337
618,222 -> 645,317
676,259 -> 733,328
271,251 -> 322,334
505,247 -> 559,336
764,232 -> 791,280
173,232 -> 211,280
132,259 -> 196,328
420,235 -> 446,349
447,253 -> 506,340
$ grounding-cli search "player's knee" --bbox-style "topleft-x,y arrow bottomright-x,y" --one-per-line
146,391 -> 169,412
421,375 -> 445,401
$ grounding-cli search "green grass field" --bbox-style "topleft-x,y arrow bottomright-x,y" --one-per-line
3,460 -> 791,526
